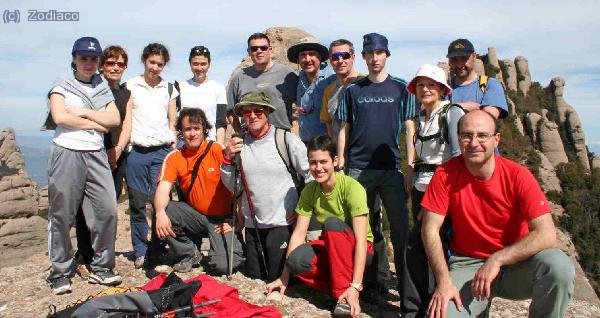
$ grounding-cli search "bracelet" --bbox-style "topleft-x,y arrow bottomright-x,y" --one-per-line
349,282 -> 363,292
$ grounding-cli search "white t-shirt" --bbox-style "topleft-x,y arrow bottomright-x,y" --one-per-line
127,76 -> 178,147
50,85 -> 105,151
178,78 -> 226,141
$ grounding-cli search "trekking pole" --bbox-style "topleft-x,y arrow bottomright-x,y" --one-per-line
154,299 -> 219,318
227,152 -> 242,280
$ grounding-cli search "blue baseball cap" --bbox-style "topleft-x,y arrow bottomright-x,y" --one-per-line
362,33 -> 390,56
71,37 -> 102,56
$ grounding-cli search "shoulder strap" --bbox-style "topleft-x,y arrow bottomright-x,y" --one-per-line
479,75 -> 488,94
274,128 -> 303,194
174,80 -> 182,112
186,140 -> 214,201
438,103 -> 462,144
168,82 -> 173,99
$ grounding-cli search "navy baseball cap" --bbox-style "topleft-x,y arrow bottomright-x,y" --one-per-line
362,33 -> 390,56
446,39 -> 475,58
72,37 -> 102,56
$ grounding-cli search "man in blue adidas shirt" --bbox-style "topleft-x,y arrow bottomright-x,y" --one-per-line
337,32 -> 417,296
447,38 -> 508,119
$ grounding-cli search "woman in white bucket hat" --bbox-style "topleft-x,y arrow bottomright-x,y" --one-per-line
401,63 -> 465,317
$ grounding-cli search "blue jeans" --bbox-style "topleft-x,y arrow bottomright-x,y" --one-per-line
126,145 -> 171,258
348,168 -> 409,289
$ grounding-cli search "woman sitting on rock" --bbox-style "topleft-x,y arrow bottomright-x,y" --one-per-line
266,135 -> 373,318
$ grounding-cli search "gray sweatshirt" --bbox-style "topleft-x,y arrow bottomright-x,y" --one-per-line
220,125 -> 310,228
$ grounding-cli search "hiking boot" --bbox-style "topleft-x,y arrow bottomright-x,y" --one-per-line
172,250 -> 202,273
134,255 -> 145,269
88,269 -> 122,286
48,276 -> 72,295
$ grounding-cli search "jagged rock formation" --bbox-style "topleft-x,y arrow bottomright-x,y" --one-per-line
538,110 -> 569,167
515,56 -> 532,96
0,128 -> 46,268
487,47 -> 503,82
549,77 -> 590,170
525,112 -> 542,145
474,58 -> 485,76
536,150 -> 562,193
500,58 -> 518,91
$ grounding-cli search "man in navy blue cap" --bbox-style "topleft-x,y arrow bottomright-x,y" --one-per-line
337,32 -> 417,299
447,38 -> 508,119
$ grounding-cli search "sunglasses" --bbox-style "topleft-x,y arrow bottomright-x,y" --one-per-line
242,107 -> 266,116
248,45 -> 270,53
104,61 -> 127,68
330,52 -> 352,61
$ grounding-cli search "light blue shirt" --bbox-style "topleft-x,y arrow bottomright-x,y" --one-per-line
297,67 -> 336,141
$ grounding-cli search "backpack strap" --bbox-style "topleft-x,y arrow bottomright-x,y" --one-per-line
274,128 -> 304,195
437,103 -> 463,145
168,82 -> 173,99
479,75 -> 489,94
185,140 -> 214,202
174,80 -> 182,113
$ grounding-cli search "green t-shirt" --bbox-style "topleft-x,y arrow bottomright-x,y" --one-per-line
296,172 -> 374,242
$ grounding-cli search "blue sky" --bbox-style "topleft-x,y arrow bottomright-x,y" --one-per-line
1,0 -> 599,152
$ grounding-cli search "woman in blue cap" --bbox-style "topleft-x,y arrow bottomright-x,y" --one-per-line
45,36 -> 122,295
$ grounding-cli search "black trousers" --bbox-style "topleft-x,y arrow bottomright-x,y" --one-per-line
244,225 -> 292,282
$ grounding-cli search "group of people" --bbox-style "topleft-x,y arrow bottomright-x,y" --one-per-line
44,32 -> 575,318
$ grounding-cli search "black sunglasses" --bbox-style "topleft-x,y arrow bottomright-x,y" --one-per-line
248,45 -> 269,53
330,52 -> 352,61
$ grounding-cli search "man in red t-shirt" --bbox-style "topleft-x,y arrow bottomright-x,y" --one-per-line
421,110 -> 574,318
154,108 -> 243,274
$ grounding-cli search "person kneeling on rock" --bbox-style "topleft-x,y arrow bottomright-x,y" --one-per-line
154,108 -> 244,274
266,135 -> 374,317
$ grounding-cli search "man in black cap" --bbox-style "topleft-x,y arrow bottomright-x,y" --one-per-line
447,38 -> 508,119
337,32 -> 417,297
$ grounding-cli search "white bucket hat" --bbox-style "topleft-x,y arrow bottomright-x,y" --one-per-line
407,64 -> 452,96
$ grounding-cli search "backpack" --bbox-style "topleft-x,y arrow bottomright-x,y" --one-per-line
274,128 -> 305,195
167,81 -> 182,112
419,75 -> 488,145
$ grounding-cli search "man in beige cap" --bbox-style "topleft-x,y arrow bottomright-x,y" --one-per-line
287,36 -> 335,143
221,91 -> 310,282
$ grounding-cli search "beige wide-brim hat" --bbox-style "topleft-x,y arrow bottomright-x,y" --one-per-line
407,64 -> 452,96
287,36 -> 329,64
233,91 -> 276,116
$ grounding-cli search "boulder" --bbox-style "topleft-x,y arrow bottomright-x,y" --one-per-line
474,58 -> 485,76
593,156 -> 600,170
500,58 -> 518,91
0,216 -> 47,268
538,110 -> 569,167
487,47 -> 503,82
550,77 -> 570,124
566,110 -> 590,171
437,62 -> 450,84
536,150 -> 562,193
515,56 -> 532,96
525,112 -> 542,144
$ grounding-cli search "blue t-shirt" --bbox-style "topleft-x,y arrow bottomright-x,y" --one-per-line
337,75 -> 417,170
451,77 -> 508,118
297,70 -> 335,141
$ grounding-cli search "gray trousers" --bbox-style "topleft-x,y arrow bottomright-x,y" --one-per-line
47,143 -> 117,279
446,249 -> 575,318
165,201 -> 244,275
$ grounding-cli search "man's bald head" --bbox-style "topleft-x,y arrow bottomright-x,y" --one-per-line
457,109 -> 498,136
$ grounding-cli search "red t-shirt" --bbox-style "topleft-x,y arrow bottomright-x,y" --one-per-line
159,141 -> 232,217
421,155 -> 550,258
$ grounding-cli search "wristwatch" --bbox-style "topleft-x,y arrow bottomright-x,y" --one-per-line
349,282 -> 363,292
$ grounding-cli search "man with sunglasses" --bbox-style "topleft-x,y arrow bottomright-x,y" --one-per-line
222,91 -> 310,281
286,36 -> 334,144
337,33 -> 417,300
227,32 -> 298,133
421,110 -> 574,318
320,39 -> 362,143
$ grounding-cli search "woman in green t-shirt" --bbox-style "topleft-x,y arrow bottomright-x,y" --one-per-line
266,135 -> 373,317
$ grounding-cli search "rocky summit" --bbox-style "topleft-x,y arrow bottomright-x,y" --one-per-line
1,27 -> 599,317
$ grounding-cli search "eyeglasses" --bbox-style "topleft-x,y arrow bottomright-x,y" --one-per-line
242,107 -> 266,116
459,132 -> 496,143
330,52 -> 352,61
248,45 -> 269,53
103,61 -> 126,68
